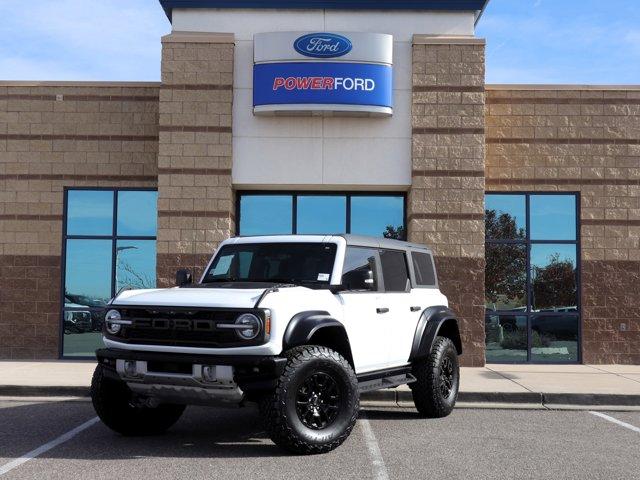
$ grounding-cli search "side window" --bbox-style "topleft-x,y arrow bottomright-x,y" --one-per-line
342,247 -> 378,291
379,249 -> 410,292
411,251 -> 436,287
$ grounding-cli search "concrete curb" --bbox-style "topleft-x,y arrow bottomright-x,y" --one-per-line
2,385 -> 640,407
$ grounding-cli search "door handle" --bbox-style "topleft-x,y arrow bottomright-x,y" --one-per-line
410,306 -> 421,312
376,308 -> 389,314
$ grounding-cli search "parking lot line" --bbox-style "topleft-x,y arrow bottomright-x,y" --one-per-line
589,411 -> 640,434
0,416 -> 99,476
359,416 -> 390,480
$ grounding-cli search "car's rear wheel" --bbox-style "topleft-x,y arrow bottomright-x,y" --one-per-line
91,364 -> 186,436
410,336 -> 459,418
259,346 -> 359,454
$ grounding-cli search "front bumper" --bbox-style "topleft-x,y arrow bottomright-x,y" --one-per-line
96,348 -> 287,406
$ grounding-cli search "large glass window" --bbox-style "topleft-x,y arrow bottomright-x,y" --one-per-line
62,188 -> 158,357
485,193 -> 579,363
238,192 -> 405,239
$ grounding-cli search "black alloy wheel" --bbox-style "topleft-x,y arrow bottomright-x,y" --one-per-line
439,356 -> 454,398
295,371 -> 341,430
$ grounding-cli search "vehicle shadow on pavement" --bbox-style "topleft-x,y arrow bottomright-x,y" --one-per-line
360,408 -> 429,421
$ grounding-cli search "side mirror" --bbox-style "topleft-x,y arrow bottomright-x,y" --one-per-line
175,269 -> 192,287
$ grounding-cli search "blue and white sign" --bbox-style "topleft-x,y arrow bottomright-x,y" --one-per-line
293,33 -> 353,58
253,32 -> 393,117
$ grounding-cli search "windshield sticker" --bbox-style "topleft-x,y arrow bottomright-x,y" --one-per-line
317,273 -> 330,281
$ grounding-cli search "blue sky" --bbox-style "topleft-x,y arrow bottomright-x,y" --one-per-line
0,0 -> 638,84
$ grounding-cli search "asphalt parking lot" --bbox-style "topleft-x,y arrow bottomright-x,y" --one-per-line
0,398 -> 638,480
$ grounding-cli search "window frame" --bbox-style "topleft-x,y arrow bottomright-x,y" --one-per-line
59,186 -> 158,359
485,191 -> 582,364
236,191 -> 407,239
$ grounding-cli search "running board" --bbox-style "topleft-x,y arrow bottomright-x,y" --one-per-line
358,372 -> 416,393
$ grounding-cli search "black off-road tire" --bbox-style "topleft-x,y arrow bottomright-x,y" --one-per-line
259,346 -> 359,455
91,364 -> 186,436
410,336 -> 460,418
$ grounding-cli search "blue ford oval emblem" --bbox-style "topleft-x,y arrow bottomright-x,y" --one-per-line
294,33 -> 353,58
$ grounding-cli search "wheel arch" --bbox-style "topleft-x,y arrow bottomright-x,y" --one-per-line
409,306 -> 462,361
282,311 -> 355,368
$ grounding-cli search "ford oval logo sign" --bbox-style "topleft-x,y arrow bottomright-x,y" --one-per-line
294,33 -> 352,58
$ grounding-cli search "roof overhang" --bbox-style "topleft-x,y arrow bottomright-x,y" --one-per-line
159,1 -> 490,24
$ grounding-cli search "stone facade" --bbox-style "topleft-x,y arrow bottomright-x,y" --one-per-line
0,82 -> 159,358
156,32 -> 235,287
409,36 -> 486,367
485,86 -> 640,364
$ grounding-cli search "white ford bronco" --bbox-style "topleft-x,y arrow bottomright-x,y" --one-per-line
92,234 -> 462,454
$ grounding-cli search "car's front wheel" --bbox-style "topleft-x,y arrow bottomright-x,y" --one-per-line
91,364 -> 186,436
410,336 -> 460,418
260,346 -> 359,454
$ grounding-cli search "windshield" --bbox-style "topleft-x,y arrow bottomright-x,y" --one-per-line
202,242 -> 337,285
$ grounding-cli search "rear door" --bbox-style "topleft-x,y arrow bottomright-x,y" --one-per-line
378,249 -> 416,366
338,246 -> 389,373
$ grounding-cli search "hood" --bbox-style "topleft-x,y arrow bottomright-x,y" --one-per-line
111,287 -> 266,309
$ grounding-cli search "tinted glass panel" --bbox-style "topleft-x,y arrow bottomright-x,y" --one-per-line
531,314 -> 579,362
485,194 -> 526,240
531,244 -> 577,311
411,251 -> 436,286
485,313 -> 527,362
351,196 -> 404,239
203,243 -> 336,285
342,247 -> 378,291
240,195 -> 293,235
117,191 -> 158,236
530,195 -> 576,241
115,240 -> 156,291
379,249 -> 409,292
66,190 -> 113,236
485,244 -> 527,311
297,196 -> 347,234
64,239 -> 112,308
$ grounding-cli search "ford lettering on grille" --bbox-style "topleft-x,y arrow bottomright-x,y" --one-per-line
294,33 -> 352,58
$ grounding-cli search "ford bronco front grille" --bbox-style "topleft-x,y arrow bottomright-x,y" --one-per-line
105,307 -> 268,348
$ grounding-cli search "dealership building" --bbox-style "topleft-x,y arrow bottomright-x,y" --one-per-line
1,0 -> 639,366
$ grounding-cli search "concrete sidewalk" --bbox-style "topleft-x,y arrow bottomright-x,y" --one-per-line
1,361 -> 639,408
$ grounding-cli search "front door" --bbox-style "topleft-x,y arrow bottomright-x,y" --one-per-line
338,246 -> 389,373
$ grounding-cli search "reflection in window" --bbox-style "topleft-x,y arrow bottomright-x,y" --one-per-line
351,196 -> 405,239
115,240 -> 157,291
66,190 -> 114,236
239,195 -> 293,236
485,314 -> 527,362
485,244 -> 527,311
530,195 -> 576,241
484,193 -> 579,363
531,314 -> 578,362
238,193 -> 405,239
65,240 -> 112,307
485,194 -> 526,240
297,196 -> 346,234
117,191 -> 158,236
531,244 -> 577,312
62,189 -> 157,357
342,247 -> 378,291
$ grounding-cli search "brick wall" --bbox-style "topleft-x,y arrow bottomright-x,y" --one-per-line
0,82 -> 159,359
409,36 -> 487,367
156,32 -> 235,287
486,86 -> 640,364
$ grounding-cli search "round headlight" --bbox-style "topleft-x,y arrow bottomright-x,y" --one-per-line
105,309 -> 122,335
235,313 -> 261,340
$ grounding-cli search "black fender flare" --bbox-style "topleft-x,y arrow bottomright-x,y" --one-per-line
409,305 -> 462,361
282,311 -> 347,351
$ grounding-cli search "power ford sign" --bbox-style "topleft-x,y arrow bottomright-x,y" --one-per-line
253,32 -> 393,116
